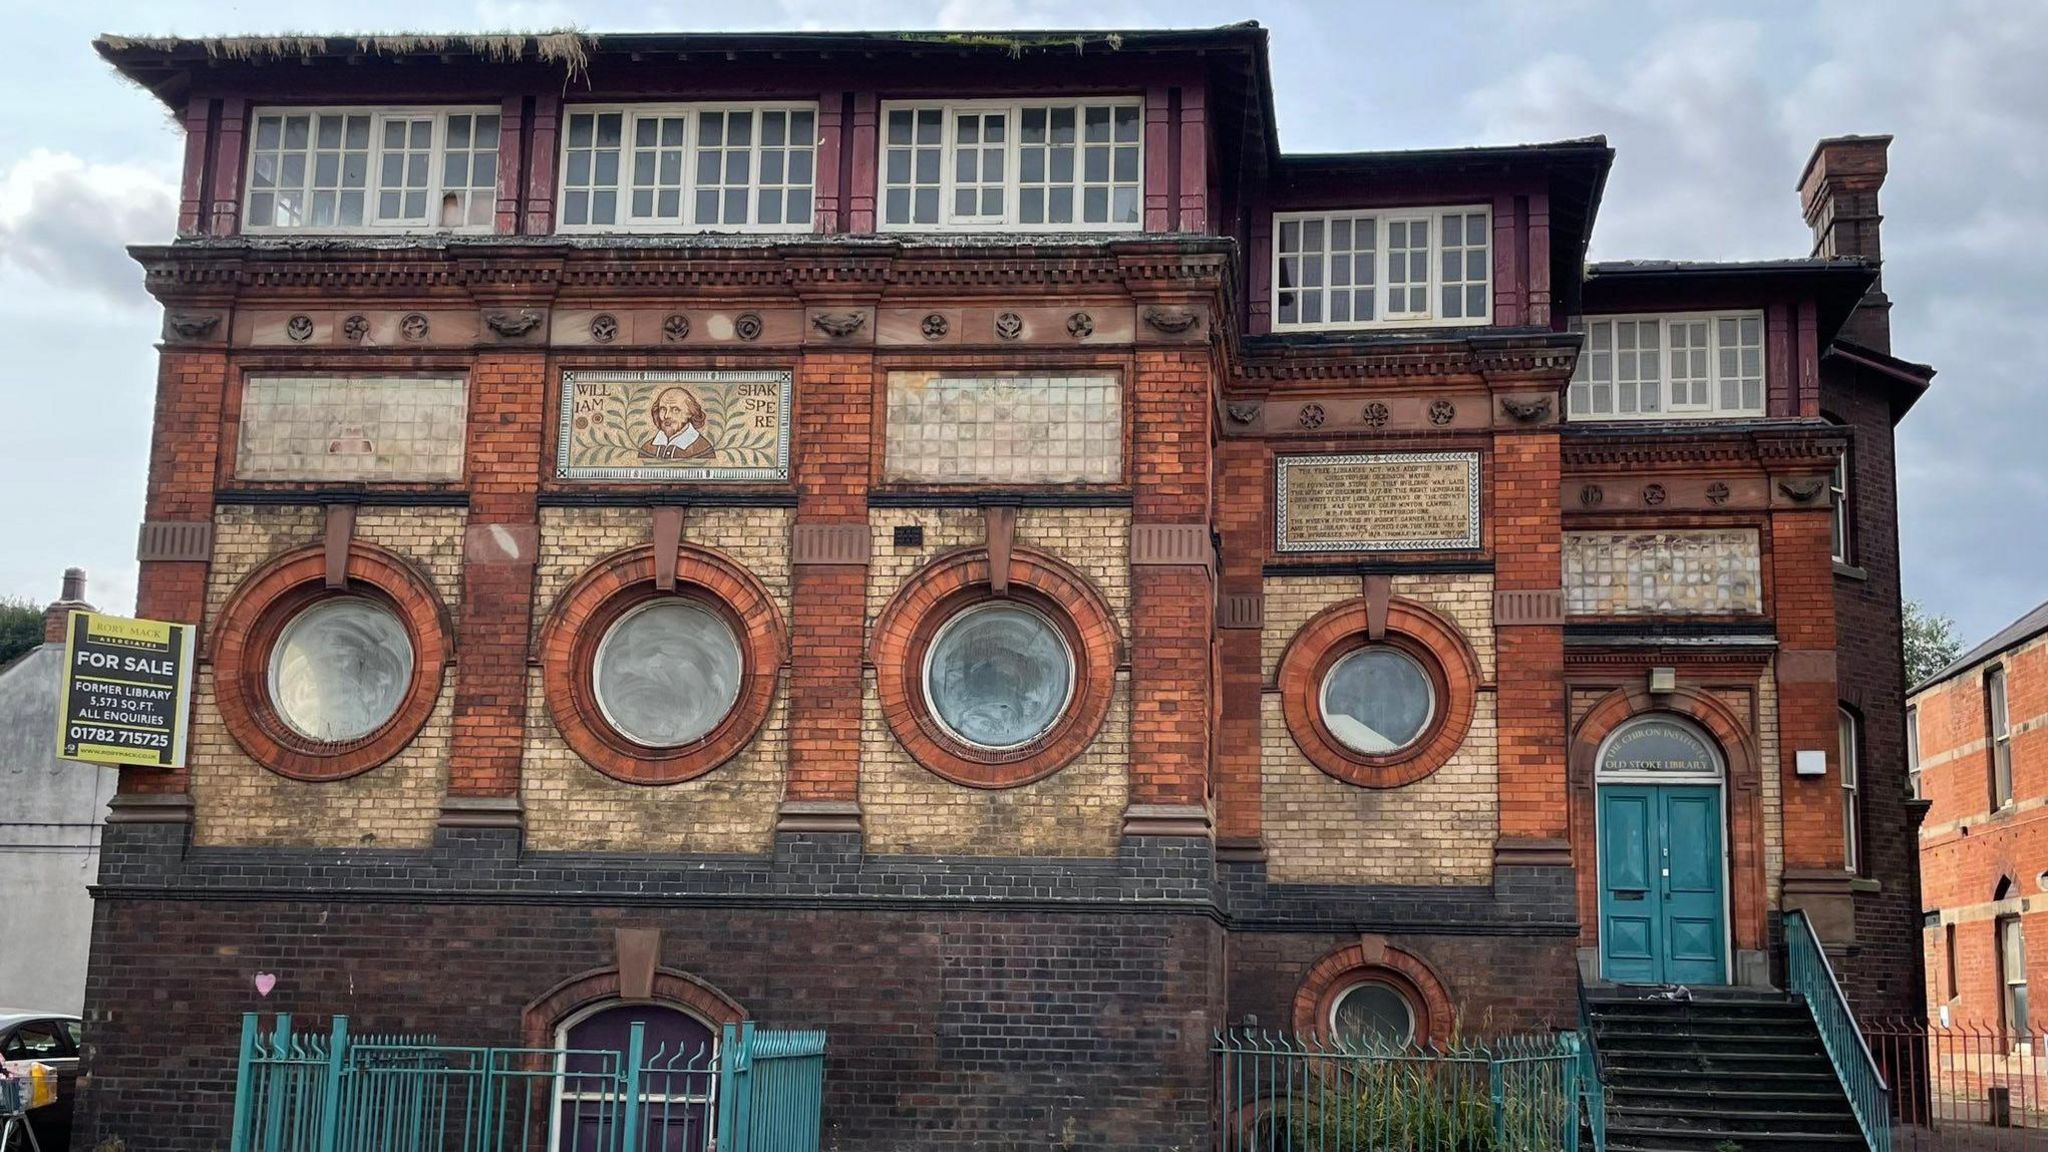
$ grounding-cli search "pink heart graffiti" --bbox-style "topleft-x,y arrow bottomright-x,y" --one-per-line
254,972 -> 277,997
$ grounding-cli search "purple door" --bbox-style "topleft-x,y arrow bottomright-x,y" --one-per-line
558,1005 -> 716,1152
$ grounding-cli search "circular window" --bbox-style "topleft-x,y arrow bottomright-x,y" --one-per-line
1319,646 -> 1435,755
266,596 -> 416,743
922,602 -> 1075,751
538,544 -> 785,786
1330,981 -> 1417,1050
1278,597 -> 1479,789
591,599 -> 744,748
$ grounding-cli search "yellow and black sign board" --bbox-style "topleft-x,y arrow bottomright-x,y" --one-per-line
56,610 -> 194,768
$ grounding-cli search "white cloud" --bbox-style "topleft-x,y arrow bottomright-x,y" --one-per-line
0,149 -> 174,306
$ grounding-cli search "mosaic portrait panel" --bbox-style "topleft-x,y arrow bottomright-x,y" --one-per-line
556,370 -> 792,482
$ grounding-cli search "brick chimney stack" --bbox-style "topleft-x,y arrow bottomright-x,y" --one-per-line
1799,134 -> 1893,352
41,567 -> 93,644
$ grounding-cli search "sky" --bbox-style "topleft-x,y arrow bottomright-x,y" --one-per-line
2,0 -> 2043,648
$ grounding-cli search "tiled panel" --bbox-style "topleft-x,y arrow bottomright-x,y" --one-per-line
235,375 -> 467,481
1564,529 -> 1762,615
883,372 -> 1120,484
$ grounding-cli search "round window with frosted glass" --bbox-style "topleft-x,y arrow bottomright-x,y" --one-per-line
591,598 -> 745,749
266,596 -> 416,744
920,602 -> 1076,752
1317,645 -> 1436,756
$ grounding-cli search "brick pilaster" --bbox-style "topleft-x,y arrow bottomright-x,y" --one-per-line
442,353 -> 545,822
1213,436 -> 1266,853
1773,505 -> 1846,871
780,351 -> 873,830
1126,348 -> 1214,832
1491,431 -> 1568,861
128,349 -> 230,798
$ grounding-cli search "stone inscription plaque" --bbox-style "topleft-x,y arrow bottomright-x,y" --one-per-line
1276,451 -> 1481,552
556,370 -> 792,482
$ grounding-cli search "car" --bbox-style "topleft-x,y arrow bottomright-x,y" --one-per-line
0,1012 -> 80,1152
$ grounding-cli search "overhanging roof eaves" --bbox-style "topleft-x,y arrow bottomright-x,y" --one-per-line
94,24 -> 1276,111
1583,258 -> 1877,347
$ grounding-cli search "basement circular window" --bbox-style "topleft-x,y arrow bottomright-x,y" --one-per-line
592,598 -> 744,748
1318,646 -> 1435,755
267,596 -> 415,744
922,602 -> 1075,751
1329,980 -> 1418,1050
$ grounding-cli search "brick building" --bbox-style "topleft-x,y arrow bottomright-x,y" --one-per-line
1914,601 -> 2048,1031
80,24 -> 1928,1149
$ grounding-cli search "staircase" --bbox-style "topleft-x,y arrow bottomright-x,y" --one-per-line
1584,988 -> 1869,1150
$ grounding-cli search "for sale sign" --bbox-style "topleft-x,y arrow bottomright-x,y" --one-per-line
56,610 -> 194,768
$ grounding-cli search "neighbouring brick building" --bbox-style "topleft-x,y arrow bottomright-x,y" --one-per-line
1914,601 -> 2048,1032
80,24 -> 1929,1149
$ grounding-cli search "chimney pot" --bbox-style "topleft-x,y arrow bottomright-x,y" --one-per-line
42,566 -> 95,645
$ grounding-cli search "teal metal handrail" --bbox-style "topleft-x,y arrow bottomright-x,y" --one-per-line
227,1014 -> 826,1152
1786,909 -> 1892,1152
1214,1029 -> 1582,1151
1574,982 -> 1607,1152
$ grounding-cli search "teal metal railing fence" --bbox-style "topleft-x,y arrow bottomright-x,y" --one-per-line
1214,1030 -> 1583,1151
227,1014 -> 826,1152
1787,909 -> 1892,1152
1573,983 -> 1606,1152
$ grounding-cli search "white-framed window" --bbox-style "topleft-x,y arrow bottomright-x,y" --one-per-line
556,103 -> 818,233
1271,207 -> 1492,330
1831,440 -> 1853,563
878,98 -> 1143,231
1907,705 -> 1922,800
1840,707 -> 1861,874
1991,666 -> 2014,809
1567,312 -> 1766,420
245,106 -> 500,233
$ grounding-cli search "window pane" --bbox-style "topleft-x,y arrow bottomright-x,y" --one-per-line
593,600 -> 743,748
267,597 -> 414,743
1331,982 -> 1415,1050
1319,646 -> 1434,754
924,603 -> 1073,750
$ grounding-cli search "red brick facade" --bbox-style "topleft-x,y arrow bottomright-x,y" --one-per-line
78,27 -> 1930,1150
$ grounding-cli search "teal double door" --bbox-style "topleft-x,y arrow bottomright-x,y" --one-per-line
1598,784 -> 1728,985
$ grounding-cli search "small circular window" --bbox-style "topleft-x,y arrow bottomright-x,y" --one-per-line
922,602 -> 1075,751
267,596 -> 416,743
1319,646 -> 1435,755
592,599 -> 744,748
1330,981 -> 1417,1050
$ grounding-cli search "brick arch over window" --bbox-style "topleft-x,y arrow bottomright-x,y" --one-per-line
1277,596 -> 1482,789
536,543 -> 785,786
868,544 -> 1120,789
211,540 -> 452,782
1291,937 -> 1457,1046
521,966 -> 747,1050
1568,686 -> 1766,958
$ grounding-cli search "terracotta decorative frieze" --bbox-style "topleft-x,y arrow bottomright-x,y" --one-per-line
1498,395 -> 1555,424
484,309 -> 545,338
1141,305 -> 1201,335
163,312 -> 220,341
661,313 -> 690,342
284,314 -> 315,342
808,310 -> 869,339
1560,476 -> 1771,513
1219,392 -> 1491,436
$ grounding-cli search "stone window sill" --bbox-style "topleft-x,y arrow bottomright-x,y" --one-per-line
1833,560 -> 1869,581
